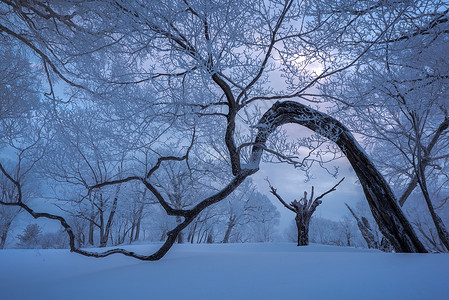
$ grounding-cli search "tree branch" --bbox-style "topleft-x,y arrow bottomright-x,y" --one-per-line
266,178 -> 295,212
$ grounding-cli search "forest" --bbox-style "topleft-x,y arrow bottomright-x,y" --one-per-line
0,0 -> 448,262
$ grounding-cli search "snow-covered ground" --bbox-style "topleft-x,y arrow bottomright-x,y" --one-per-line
1,243 -> 448,300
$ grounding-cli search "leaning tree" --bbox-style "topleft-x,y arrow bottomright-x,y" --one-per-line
0,0 -> 438,259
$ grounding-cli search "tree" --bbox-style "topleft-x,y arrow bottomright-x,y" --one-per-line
220,179 -> 280,243
285,217 -> 361,247
269,178 -> 344,246
0,0 -> 432,260
16,224 -> 41,249
0,170 -> 21,249
0,33 -> 42,249
320,1 -> 449,251
345,203 -> 379,249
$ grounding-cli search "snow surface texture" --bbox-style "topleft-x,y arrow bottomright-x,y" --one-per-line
1,243 -> 448,300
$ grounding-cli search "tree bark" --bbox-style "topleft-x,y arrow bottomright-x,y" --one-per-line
295,212 -> 311,246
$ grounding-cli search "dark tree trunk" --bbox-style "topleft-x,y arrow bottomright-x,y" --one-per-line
129,223 -> 135,244
88,211 -> 95,245
133,204 -> 144,242
0,220 -> 13,249
189,221 -> 198,244
413,116 -> 449,251
380,237 -> 393,252
295,212 -> 311,246
99,195 -> 105,247
206,231 -> 214,244
0,228 -> 9,249
134,219 -> 141,241
416,171 -> 449,251
101,195 -> 118,247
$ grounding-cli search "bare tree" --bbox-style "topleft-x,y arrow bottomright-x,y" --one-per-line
345,203 -> 379,249
268,177 -> 344,246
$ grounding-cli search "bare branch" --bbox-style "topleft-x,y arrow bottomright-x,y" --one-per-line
266,178 -> 295,212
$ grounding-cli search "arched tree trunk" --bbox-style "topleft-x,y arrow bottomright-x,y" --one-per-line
251,101 -> 427,253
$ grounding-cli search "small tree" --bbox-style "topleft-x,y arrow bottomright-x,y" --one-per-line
16,224 -> 41,249
268,178 -> 344,246
345,203 -> 380,249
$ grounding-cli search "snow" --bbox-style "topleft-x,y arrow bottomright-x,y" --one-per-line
1,243 -> 448,300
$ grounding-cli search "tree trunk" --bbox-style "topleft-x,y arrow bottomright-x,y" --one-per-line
101,187 -> 119,247
0,220 -> 13,249
222,216 -> 236,243
346,232 -> 351,247
295,213 -> 310,246
251,101 -> 427,253
176,216 -> 183,244
88,212 -> 95,245
345,203 -> 379,249
189,221 -> 198,244
416,170 -> 449,251
0,228 -> 8,249
159,229 -> 167,242
206,231 -> 214,244
133,204 -> 144,242
134,219 -> 141,241
98,195 -> 105,247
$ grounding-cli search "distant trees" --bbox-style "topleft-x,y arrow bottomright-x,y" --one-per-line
284,217 -> 359,247
15,224 -> 68,249
16,224 -> 41,249
219,179 -> 280,243
39,229 -> 69,249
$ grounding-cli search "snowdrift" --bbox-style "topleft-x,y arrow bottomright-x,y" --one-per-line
0,243 -> 447,300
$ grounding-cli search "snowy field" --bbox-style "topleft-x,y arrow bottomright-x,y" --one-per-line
1,243 -> 448,300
